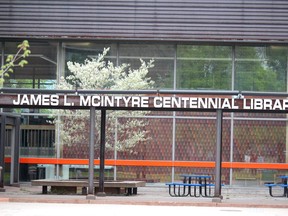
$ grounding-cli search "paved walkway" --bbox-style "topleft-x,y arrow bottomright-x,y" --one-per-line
1,202 -> 288,216
0,183 -> 288,208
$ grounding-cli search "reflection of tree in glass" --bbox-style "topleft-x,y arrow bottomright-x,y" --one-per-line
177,45 -> 232,90
236,46 -> 286,92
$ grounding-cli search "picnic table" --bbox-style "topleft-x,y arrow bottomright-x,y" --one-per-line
166,174 -> 215,197
265,175 -> 288,198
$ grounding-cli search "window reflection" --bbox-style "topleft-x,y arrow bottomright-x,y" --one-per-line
235,46 -> 287,92
119,44 -> 174,89
177,45 -> 232,90
0,42 -> 2,66
3,41 -> 57,89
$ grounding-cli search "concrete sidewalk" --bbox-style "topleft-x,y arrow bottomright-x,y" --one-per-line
0,183 -> 288,208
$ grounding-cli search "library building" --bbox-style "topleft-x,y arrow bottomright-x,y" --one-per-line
1,1 -> 288,194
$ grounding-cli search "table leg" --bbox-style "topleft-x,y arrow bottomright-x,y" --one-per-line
198,177 -> 203,196
186,177 -> 192,196
132,187 -> 137,195
168,185 -> 174,196
268,185 -> 273,197
203,179 -> 208,197
42,185 -> 47,194
283,179 -> 287,197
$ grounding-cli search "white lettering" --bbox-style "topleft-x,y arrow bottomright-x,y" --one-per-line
12,94 -> 21,105
263,99 -> 272,110
221,98 -> 231,109
122,96 -> 131,107
162,97 -> 171,108
190,98 -> 198,108
154,97 -> 162,108
141,96 -> 149,108
243,98 -> 251,109
64,95 -> 72,106
273,99 -> 282,110
231,98 -> 239,109
91,96 -> 101,106
80,96 -> 91,106
12,94 -> 60,106
131,96 -> 140,107
51,95 -> 59,106
283,99 -> 288,110
254,99 -> 263,109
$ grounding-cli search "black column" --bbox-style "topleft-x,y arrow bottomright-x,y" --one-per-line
11,117 -> 20,185
97,109 -> 106,196
214,109 -> 223,198
0,115 -> 6,189
86,107 -> 96,200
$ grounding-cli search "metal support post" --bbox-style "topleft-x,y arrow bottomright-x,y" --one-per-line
87,107 -> 96,200
97,110 -> 106,196
214,109 -> 223,199
0,115 -> 6,191
10,117 -> 20,186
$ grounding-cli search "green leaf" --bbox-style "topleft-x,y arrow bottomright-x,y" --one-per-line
23,40 -> 29,47
19,60 -> 28,67
6,55 -> 14,62
17,40 -> 30,49
23,50 -> 31,57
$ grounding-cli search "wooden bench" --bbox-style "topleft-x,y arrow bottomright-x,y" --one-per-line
31,180 -> 146,196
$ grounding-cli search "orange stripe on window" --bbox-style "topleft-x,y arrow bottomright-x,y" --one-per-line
4,157 -> 288,170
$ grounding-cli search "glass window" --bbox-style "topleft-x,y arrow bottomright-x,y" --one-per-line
119,43 -> 174,89
3,41 -> 57,89
0,42 -> 3,83
235,46 -> 287,92
177,45 -> 232,90
0,42 -> 2,67
64,42 -> 117,77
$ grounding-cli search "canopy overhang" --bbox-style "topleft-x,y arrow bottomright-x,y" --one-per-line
1,88 -> 287,199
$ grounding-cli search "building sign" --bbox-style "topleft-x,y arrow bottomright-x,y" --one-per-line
1,93 -> 287,112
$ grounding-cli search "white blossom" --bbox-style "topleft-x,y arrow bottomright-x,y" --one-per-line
55,48 -> 154,153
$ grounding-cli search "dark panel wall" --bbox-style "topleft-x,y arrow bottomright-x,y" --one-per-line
1,0 -> 288,42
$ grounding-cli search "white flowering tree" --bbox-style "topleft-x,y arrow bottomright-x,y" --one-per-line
56,48 -> 154,153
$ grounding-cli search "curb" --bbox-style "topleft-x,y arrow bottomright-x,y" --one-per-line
3,197 -> 288,209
